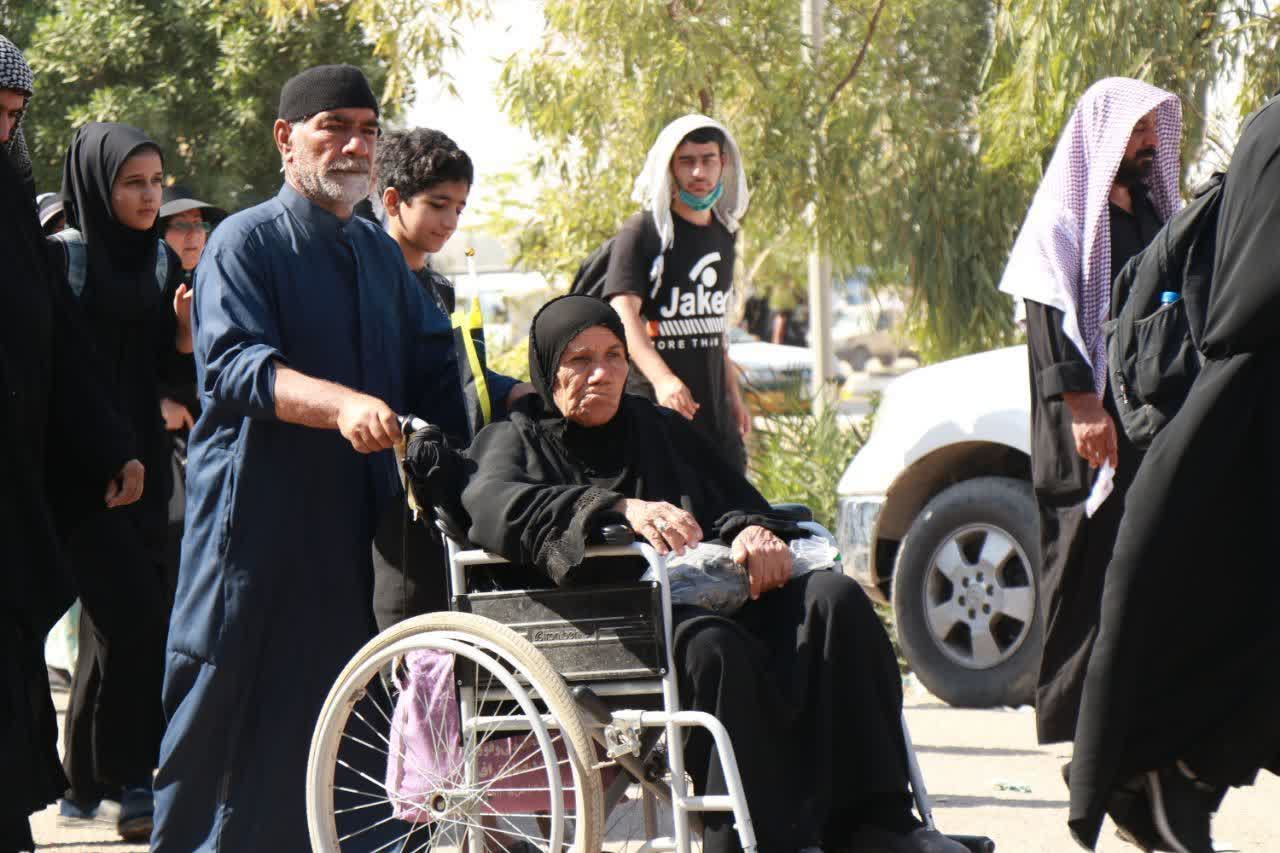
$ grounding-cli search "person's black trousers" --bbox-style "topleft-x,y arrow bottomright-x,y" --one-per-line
61,510 -> 170,798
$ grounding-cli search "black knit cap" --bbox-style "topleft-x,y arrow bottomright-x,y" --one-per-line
278,64 -> 379,122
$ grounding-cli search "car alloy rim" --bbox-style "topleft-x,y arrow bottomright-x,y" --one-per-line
921,523 -> 1036,671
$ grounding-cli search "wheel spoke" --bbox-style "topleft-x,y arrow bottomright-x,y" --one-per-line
927,600 -> 965,639
969,626 -> 1002,666
316,622 -> 601,851
977,530 -> 1015,570
998,586 -> 1035,623
337,810 -> 402,844
933,539 -> 967,581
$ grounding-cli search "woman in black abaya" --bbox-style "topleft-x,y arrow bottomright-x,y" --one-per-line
459,294 -> 967,853
0,149 -> 139,850
52,122 -> 192,840
1068,100 -> 1280,853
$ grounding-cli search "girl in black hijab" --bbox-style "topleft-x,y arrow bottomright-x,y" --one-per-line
460,294 -> 967,853
53,122 -> 191,841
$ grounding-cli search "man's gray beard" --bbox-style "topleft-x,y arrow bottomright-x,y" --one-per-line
289,152 -> 370,208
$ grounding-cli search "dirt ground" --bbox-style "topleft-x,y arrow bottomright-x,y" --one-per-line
31,686 -> 1280,851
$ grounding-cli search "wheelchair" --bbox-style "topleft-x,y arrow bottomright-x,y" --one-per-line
305,423 -> 996,853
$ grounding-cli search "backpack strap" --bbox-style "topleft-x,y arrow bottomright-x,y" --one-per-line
154,240 -> 170,291
648,254 -> 665,299
642,212 -> 667,300
49,228 -> 88,299
48,230 -> 172,298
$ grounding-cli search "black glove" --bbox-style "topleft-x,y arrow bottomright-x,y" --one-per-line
403,421 -> 472,537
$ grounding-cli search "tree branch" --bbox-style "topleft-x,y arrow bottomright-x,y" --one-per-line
814,0 -> 886,131
743,222 -> 796,289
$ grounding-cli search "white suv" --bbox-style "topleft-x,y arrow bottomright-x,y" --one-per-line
836,346 -> 1042,708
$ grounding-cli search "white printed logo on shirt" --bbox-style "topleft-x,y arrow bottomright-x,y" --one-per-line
647,252 -> 729,348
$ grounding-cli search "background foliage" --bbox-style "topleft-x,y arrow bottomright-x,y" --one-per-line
3,0 -> 390,209
491,0 -> 1264,361
9,0 -> 1280,357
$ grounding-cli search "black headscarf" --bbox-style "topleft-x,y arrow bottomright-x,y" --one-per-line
526,293 -> 634,480
60,122 -> 165,320
528,294 -> 628,409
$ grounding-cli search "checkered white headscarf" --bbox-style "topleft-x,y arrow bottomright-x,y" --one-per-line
0,35 -> 34,184
1000,77 -> 1182,394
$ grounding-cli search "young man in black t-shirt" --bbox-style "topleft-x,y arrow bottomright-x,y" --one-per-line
604,120 -> 752,469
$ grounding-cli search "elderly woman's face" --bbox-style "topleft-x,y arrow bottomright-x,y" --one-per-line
552,326 -> 628,427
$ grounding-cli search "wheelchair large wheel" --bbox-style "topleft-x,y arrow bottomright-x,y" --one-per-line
307,612 -> 603,852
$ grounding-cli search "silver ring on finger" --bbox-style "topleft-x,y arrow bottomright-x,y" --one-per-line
654,518 -> 668,532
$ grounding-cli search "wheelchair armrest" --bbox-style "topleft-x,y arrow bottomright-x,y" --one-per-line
588,522 -> 635,547
769,502 -> 814,523
428,499 -> 475,549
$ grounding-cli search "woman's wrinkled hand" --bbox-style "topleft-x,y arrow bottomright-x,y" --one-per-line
731,525 -> 791,599
618,498 -> 702,555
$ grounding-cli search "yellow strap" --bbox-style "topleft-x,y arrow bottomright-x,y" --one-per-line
452,297 -> 492,426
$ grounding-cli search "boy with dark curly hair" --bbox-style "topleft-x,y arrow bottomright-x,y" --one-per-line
371,127 -> 532,630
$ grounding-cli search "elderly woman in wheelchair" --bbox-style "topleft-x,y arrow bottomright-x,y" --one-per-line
305,294 -> 976,853
455,295 -> 968,853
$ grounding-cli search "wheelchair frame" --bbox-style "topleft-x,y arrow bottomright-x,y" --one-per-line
305,421 -> 994,852
446,534 -> 757,853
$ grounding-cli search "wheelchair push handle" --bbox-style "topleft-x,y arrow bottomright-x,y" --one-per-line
399,415 -> 429,436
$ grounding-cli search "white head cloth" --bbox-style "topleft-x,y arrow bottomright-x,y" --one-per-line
999,77 -> 1182,394
632,114 -> 750,252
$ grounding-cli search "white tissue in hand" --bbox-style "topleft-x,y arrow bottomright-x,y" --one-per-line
1085,461 -> 1115,518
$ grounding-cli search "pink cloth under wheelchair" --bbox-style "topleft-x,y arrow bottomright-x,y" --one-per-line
385,649 -> 587,823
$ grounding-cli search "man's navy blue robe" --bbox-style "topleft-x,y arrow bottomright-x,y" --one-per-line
152,184 -> 469,851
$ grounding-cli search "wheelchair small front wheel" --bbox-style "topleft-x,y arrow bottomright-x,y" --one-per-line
307,611 -> 604,852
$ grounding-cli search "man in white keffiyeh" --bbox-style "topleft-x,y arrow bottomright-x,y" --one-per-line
999,78 -> 1183,765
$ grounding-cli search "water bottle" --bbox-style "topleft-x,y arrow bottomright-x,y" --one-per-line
1159,291 -> 1180,305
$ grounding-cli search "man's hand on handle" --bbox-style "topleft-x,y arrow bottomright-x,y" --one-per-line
337,393 -> 402,454
1063,391 -> 1118,469
105,459 -> 145,508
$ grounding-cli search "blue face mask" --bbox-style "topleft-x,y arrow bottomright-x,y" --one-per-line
678,180 -> 723,212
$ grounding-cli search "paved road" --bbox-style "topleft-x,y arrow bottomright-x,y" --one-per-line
901,693 -> 1279,853
32,682 -> 1279,851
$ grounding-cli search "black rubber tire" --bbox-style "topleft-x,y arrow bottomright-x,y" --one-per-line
891,476 -> 1042,708
877,352 -> 898,368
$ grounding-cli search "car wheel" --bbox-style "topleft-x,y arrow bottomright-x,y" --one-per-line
891,476 -> 1042,708
877,352 -> 898,368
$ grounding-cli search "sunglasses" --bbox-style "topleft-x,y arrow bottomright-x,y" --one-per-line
166,220 -> 213,234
